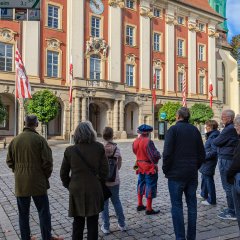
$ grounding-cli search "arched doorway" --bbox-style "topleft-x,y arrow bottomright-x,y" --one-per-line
124,102 -> 139,137
89,102 -> 108,136
154,103 -> 163,130
48,99 -> 63,137
0,93 -> 15,136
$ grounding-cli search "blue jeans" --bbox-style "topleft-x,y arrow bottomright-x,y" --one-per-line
232,185 -> 240,230
200,174 -> 216,204
17,195 -> 51,240
219,158 -> 235,215
101,184 -> 125,230
168,178 -> 198,240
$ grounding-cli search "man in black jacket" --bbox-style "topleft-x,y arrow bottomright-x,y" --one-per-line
213,109 -> 239,220
163,107 -> 205,240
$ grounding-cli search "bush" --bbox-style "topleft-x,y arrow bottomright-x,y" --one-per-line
0,97 -> 7,124
190,103 -> 214,125
159,102 -> 182,124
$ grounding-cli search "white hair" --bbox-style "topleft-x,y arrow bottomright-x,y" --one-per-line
223,109 -> 235,120
74,121 -> 97,144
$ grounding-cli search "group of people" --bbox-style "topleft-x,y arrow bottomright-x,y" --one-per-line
5,106 -> 240,240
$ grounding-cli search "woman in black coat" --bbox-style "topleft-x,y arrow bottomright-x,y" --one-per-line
227,116 -> 240,230
198,120 -> 220,205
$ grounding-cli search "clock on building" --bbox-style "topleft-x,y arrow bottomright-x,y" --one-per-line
90,0 -> 104,15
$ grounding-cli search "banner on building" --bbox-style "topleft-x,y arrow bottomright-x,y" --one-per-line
0,0 -> 40,9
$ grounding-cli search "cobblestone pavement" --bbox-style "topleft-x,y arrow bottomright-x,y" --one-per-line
0,140 -> 239,240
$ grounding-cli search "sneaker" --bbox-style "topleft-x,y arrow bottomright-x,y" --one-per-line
197,193 -> 205,200
101,225 -> 110,234
201,200 -> 211,206
220,208 -> 229,214
118,224 -> 127,232
218,212 -> 237,220
137,205 -> 146,211
146,209 -> 160,215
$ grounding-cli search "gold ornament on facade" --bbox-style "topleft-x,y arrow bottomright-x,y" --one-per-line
85,37 -> 109,58
188,23 -> 199,32
177,64 -> 186,73
46,38 -> 62,50
0,28 -> 17,42
126,54 -> 136,64
140,6 -> 153,18
166,15 -> 178,25
199,67 -> 207,75
153,59 -> 163,68
108,0 -> 124,8
208,29 -> 219,38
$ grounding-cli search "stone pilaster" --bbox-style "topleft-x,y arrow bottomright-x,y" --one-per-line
81,97 -> 87,121
119,100 -> 124,132
74,97 -> 81,129
18,99 -> 25,134
113,100 -> 119,132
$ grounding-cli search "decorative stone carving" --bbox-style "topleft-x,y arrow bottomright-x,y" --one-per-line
188,23 -> 199,32
0,28 -> 16,42
153,59 -> 163,68
199,67 -> 207,75
140,6 -> 153,18
46,38 -> 62,50
108,0 -> 124,8
208,29 -> 219,38
126,54 -> 136,64
166,15 -> 178,25
85,37 -> 109,58
177,64 -> 185,73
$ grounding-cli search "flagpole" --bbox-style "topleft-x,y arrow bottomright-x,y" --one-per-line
14,41 -> 18,136
150,15 -> 154,140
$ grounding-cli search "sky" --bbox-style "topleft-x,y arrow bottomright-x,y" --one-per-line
226,0 -> 240,42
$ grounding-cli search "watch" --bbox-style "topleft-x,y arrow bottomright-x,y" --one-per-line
90,0 -> 104,15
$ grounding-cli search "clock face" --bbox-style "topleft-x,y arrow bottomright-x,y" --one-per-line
90,0 -> 104,15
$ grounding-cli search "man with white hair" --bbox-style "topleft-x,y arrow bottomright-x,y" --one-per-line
213,109 -> 239,220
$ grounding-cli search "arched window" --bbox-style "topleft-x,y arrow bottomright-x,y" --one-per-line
90,54 -> 101,80
222,63 -> 226,104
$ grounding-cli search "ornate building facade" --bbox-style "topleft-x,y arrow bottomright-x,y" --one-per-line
0,0 -> 227,138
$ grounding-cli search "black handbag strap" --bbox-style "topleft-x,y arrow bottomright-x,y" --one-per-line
110,146 -> 117,158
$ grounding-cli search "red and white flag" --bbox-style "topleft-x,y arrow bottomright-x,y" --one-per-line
69,56 -> 73,104
15,47 -> 31,99
209,82 -> 213,108
182,75 -> 187,107
152,73 -> 156,106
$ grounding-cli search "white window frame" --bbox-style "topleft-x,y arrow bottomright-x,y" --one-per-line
91,16 -> 101,38
155,69 -> 161,89
177,16 -> 184,25
126,25 -> 135,46
90,54 -> 101,80
198,44 -> 205,61
126,0 -> 135,9
0,42 -> 13,72
177,39 -> 184,57
47,50 -> 59,78
178,72 -> 184,92
47,4 -> 59,29
198,23 -> 205,32
199,76 -> 205,94
126,64 -> 134,86
153,8 -> 161,18
153,33 -> 161,52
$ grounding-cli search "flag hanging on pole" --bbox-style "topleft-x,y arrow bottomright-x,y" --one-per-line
69,56 -> 73,104
209,82 -> 213,108
182,74 -> 187,107
152,73 -> 156,106
15,47 -> 31,99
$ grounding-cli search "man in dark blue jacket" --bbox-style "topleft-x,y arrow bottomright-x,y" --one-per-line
163,107 -> 205,240
213,109 -> 239,220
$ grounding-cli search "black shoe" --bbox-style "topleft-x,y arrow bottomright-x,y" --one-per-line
137,205 -> 146,211
146,209 -> 160,215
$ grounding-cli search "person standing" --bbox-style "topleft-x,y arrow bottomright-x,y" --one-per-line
213,110 -> 239,220
60,121 -> 109,240
6,115 -> 62,240
132,124 -> 161,215
162,107 -> 205,240
198,120 -> 220,205
101,127 -> 126,234
227,115 -> 240,231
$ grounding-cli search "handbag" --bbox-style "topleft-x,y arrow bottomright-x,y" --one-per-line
234,173 -> 240,194
75,146 -> 112,201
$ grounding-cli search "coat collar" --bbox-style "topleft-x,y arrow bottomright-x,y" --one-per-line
23,127 -> 39,134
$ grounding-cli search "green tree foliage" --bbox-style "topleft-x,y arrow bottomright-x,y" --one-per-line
158,102 -> 181,124
25,90 -> 59,124
0,97 -> 7,124
190,103 -> 214,125
230,34 -> 240,63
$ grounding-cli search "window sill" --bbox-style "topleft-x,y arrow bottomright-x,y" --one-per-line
44,26 -> 63,32
125,44 -> 138,48
125,7 -> 137,12
197,60 -> 206,62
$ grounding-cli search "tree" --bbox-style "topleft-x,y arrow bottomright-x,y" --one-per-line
0,97 -> 7,124
25,89 -> 59,124
230,34 -> 240,63
190,103 -> 214,125
158,102 -> 181,124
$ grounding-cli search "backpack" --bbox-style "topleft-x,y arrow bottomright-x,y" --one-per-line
106,147 -> 118,182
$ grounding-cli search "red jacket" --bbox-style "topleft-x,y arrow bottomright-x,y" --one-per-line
132,136 -> 160,174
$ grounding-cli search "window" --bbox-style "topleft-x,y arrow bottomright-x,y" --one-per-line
178,72 -> 183,92
126,0 -> 134,9
199,76 -> 205,94
48,5 -> 59,29
198,23 -> 205,32
177,16 -> 184,25
198,45 -> 205,61
90,54 -> 101,80
0,42 -> 13,72
126,64 -> 134,86
153,8 -> 161,17
47,51 -> 59,77
91,16 -> 101,38
0,8 -> 13,20
126,25 -> 134,46
155,69 -> 161,89
153,33 -> 161,51
177,39 -> 184,57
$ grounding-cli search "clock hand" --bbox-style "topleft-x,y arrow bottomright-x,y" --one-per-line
92,0 -> 100,9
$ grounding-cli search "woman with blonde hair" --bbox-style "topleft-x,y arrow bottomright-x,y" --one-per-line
60,121 -> 109,240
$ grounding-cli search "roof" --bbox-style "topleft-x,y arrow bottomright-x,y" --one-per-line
174,0 -> 223,18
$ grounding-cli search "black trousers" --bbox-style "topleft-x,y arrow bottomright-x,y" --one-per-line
72,214 -> 99,240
